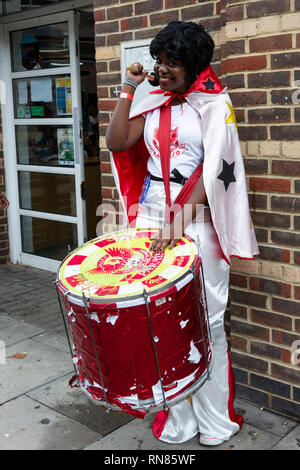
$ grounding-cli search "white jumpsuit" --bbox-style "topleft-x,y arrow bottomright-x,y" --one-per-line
135,178 -> 243,445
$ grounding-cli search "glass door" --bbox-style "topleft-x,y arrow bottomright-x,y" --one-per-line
2,11 -> 86,271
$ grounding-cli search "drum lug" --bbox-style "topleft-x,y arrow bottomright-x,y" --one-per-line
143,289 -> 168,411
54,280 -> 80,387
190,264 -> 211,381
82,293 -> 111,413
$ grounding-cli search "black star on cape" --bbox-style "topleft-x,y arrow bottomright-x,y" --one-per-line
202,78 -> 216,91
217,159 -> 236,191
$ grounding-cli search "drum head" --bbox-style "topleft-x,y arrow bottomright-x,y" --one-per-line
57,228 -> 198,302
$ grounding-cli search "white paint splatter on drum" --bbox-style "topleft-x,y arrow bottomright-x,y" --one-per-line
188,341 -> 201,364
90,312 -> 100,323
106,315 -> 119,326
180,319 -> 189,329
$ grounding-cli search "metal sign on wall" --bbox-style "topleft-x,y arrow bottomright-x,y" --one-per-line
121,39 -> 159,111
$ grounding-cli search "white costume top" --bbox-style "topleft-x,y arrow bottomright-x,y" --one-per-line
144,102 -> 204,179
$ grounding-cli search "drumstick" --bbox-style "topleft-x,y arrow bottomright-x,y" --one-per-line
126,64 -> 154,81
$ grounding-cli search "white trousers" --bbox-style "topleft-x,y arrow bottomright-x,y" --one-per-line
135,179 -> 243,444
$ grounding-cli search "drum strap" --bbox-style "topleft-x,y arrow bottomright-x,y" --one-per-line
158,100 -> 203,224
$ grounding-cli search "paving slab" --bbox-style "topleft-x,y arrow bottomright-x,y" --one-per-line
271,425 -> 300,450
27,375 -> 133,435
32,325 -> 71,354
0,337 -> 73,404
0,313 -> 43,348
84,412 -> 281,451
0,395 -> 100,450
235,398 -> 298,437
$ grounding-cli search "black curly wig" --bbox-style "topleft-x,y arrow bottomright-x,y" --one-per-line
149,21 -> 215,87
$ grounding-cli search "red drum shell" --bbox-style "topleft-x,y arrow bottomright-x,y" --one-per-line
62,259 -> 211,417
56,229 -> 212,417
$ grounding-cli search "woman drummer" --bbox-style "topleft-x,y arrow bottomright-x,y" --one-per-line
106,21 -> 258,446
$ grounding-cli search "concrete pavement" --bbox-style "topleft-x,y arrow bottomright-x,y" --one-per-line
0,264 -> 299,451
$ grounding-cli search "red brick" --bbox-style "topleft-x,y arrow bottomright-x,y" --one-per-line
271,363 -> 300,386
251,309 -> 293,330
248,194 -> 268,210
250,277 -> 291,297
251,211 -> 290,229
229,303 -> 248,319
94,8 -> 106,22
230,289 -> 267,308
150,10 -> 179,26
248,108 -> 290,124
295,286 -> 300,301
246,0 -> 291,18
226,4 -> 244,21
165,0 -> 196,8
257,246 -> 290,263
251,341 -> 283,361
121,16 -> 148,31
271,230 -> 300,248
107,4 -> 133,20
272,52 -> 300,69
135,0 -> 163,15
244,159 -> 268,174
249,177 -> 291,193
271,196 -> 300,212
100,162 -> 111,173
230,351 -> 269,374
226,55 -> 267,73
98,100 -> 117,111
272,160 -> 300,177
95,21 -> 119,34
230,91 -> 267,107
272,297 -> 300,316
231,318 -> 270,340
248,71 -> 290,88
181,3 -> 215,21
230,273 -> 248,288
238,126 -> 268,141
231,335 -> 248,351
250,34 -> 292,53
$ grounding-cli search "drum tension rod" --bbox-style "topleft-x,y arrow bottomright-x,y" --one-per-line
143,289 -> 168,411
190,265 -> 211,381
54,281 -> 79,386
199,261 -> 213,345
196,236 -> 212,345
83,293 -> 111,413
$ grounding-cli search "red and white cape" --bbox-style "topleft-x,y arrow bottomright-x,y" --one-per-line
110,67 -> 259,264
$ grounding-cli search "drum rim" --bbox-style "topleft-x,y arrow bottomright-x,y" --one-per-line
80,354 -> 214,414
55,265 -> 197,305
56,228 -> 200,305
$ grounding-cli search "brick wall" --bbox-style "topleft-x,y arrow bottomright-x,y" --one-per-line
94,0 -> 300,420
0,107 -> 9,264
220,0 -> 300,419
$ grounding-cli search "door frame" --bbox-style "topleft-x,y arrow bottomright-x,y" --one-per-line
0,9 -> 87,271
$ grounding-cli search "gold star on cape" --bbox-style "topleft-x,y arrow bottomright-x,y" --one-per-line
225,101 -> 237,131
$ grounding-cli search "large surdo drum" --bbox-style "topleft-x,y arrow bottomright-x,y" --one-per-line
55,228 -> 212,418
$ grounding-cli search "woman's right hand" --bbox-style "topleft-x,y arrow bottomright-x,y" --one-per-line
126,62 -> 148,86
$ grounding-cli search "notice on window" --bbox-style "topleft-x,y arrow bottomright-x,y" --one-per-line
57,128 -> 74,166
56,77 -> 72,115
18,80 -> 28,104
30,77 -> 53,102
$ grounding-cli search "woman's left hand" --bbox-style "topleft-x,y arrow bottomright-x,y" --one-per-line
149,222 -> 182,252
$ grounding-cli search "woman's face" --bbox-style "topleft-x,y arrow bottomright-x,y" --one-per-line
153,51 -> 189,94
